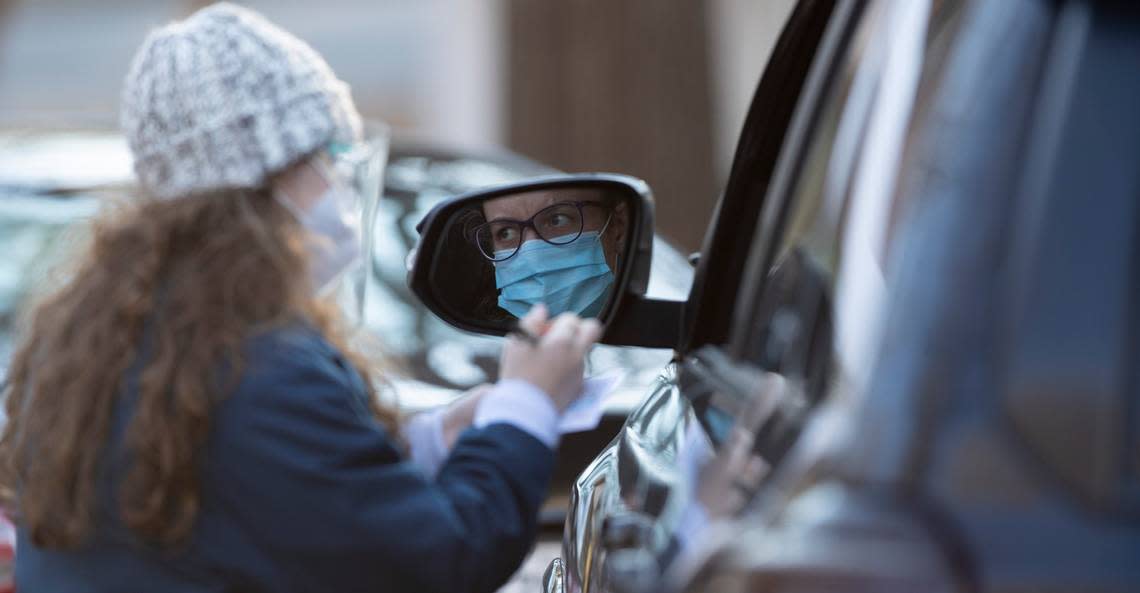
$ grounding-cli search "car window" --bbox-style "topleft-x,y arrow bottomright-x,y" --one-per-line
683,0 -> 965,461
682,0 -> 839,354
737,0 -> 964,400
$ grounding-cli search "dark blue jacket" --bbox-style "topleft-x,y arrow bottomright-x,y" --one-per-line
15,325 -> 555,593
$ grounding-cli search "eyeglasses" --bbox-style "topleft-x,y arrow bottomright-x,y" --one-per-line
472,201 -> 613,262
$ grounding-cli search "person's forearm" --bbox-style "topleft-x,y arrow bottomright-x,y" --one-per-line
473,379 -> 560,449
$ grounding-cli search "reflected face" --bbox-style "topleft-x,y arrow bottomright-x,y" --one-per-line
463,186 -> 632,319
480,188 -> 627,270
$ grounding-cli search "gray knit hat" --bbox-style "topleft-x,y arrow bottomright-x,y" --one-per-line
121,2 -> 362,200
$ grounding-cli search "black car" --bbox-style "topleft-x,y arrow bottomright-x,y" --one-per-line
408,1 -> 1140,592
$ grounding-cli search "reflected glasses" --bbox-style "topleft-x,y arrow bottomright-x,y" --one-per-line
472,201 -> 613,262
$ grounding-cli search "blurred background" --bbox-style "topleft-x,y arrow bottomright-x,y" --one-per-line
0,0 -> 794,252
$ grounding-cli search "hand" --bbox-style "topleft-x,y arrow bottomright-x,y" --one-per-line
695,372 -> 786,519
499,304 -> 603,412
696,425 -> 769,519
440,383 -> 492,449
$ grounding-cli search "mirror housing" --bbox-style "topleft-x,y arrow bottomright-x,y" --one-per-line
409,173 -> 681,346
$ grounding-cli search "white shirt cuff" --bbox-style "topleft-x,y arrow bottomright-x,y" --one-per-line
473,379 -> 560,449
402,408 -> 448,478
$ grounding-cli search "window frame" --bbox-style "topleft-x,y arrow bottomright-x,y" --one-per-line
679,0 -> 846,355
720,0 -> 869,362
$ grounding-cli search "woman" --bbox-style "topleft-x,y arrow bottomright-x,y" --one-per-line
477,188 -> 629,319
0,4 -> 601,592
444,189 -> 630,323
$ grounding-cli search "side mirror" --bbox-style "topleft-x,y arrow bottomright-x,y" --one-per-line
409,174 -> 682,346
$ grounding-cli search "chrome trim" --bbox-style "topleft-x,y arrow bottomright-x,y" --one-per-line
541,557 -> 565,593
562,365 -> 696,593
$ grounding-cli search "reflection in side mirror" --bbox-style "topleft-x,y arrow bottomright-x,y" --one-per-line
410,174 -> 656,338
452,186 -> 629,320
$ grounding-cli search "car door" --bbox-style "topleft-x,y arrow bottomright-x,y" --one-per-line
679,0 -> 1140,591
683,0 -> 843,354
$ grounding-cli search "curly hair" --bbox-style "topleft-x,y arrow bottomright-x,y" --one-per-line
0,187 -> 399,548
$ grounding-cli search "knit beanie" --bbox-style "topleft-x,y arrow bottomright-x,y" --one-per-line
121,2 -> 362,200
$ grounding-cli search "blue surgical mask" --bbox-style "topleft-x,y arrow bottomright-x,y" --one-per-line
494,231 -> 615,318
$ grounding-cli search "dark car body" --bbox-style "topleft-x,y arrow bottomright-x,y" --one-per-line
542,1 -> 1140,592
